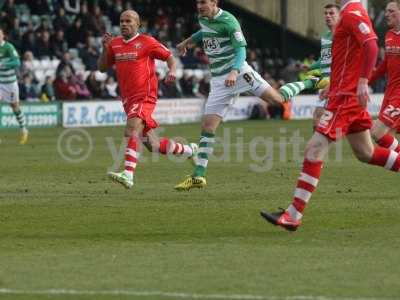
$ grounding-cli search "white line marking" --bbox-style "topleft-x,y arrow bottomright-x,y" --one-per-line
0,289 -> 395,300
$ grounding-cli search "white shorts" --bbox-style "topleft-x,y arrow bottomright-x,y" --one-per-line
0,82 -> 20,103
205,63 -> 271,117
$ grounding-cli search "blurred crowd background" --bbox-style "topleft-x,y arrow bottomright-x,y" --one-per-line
0,0 -> 387,102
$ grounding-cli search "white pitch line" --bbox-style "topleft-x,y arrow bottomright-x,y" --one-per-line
0,289 -> 395,300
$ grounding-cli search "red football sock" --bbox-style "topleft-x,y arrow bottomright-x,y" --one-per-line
377,134 -> 400,153
125,136 -> 139,176
287,159 -> 323,221
159,137 -> 193,156
369,147 -> 400,171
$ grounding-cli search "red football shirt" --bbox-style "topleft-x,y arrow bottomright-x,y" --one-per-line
370,30 -> 400,102
107,34 -> 171,102
329,1 -> 377,107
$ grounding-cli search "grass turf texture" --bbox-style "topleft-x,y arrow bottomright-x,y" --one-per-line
0,120 -> 399,300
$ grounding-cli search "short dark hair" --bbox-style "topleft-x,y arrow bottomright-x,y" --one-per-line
324,4 -> 340,10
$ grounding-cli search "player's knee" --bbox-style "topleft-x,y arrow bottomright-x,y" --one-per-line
354,147 -> 373,163
10,102 -> 19,111
304,142 -> 325,162
201,121 -> 217,134
124,127 -> 141,138
370,128 -> 383,143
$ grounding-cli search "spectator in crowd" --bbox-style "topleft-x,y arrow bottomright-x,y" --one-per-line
92,6 -> 107,37
20,51 -> 38,82
54,66 -> 77,100
64,0 -> 81,14
80,36 -> 99,71
66,18 -> 87,48
40,76 -> 56,102
195,75 -> 210,98
27,0 -> 50,15
104,76 -> 118,99
248,49 -> 262,73
7,18 -> 22,50
72,72 -> 91,99
1,0 -> 17,30
51,30 -> 69,59
85,71 -> 105,99
180,70 -> 195,97
36,17 -> 52,35
19,74 -> 39,102
36,30 -> 54,58
78,2 -> 96,35
21,30 -> 37,56
158,72 -> 182,99
56,52 -> 75,77
53,7 -> 70,32
180,48 -> 201,69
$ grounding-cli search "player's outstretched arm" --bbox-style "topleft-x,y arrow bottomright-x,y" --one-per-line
177,30 -> 203,57
98,32 -> 113,72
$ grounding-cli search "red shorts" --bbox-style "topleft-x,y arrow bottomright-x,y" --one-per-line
378,98 -> 400,130
123,97 -> 158,133
316,97 -> 372,141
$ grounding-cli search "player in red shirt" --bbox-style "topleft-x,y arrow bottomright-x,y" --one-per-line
98,10 -> 198,189
369,1 -> 400,152
261,0 -> 400,231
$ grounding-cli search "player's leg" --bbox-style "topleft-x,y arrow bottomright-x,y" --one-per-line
142,129 -> 198,161
3,82 -> 28,144
278,76 -> 330,102
261,132 -> 331,231
313,107 -> 325,132
371,119 -> 400,153
175,73 -> 230,191
348,129 -> 400,171
108,117 -> 144,189
174,113 -> 222,191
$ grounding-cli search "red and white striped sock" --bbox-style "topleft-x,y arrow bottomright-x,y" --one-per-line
369,147 -> 400,171
159,138 -> 193,156
124,136 -> 140,178
287,159 -> 323,221
377,134 -> 400,153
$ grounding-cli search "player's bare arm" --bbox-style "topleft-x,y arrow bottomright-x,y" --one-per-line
225,69 -> 238,87
165,55 -> 177,84
357,39 -> 379,107
176,37 -> 194,57
98,32 -> 113,72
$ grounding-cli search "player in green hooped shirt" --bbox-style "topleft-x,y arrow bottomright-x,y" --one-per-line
0,28 -> 28,144
174,0 -> 323,191
301,3 -> 340,130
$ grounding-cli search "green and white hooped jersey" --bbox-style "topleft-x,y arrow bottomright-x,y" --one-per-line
0,41 -> 19,84
320,30 -> 332,78
197,9 -> 247,77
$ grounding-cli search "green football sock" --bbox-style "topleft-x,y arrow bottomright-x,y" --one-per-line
279,79 -> 315,101
193,131 -> 215,178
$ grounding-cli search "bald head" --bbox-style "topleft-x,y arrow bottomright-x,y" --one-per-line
120,10 -> 140,40
121,10 -> 140,25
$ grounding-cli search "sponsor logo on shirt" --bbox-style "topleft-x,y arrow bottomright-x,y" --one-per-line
134,43 -> 142,49
358,22 -> 371,35
386,45 -> 400,55
115,52 -> 138,61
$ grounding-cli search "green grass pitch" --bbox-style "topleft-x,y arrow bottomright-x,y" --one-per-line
0,120 -> 399,300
